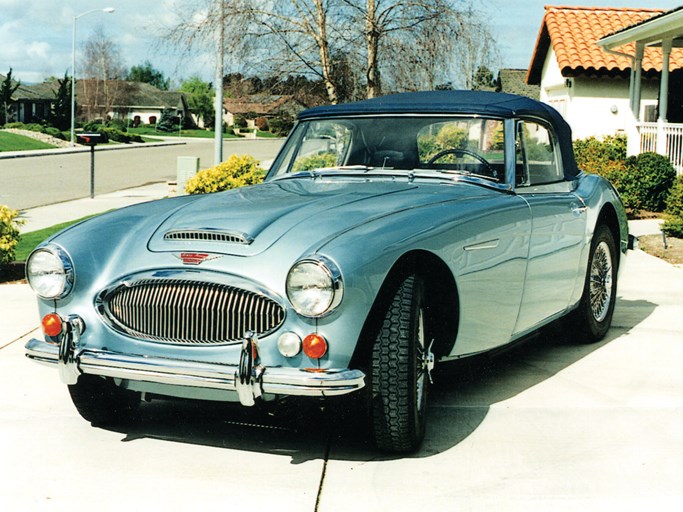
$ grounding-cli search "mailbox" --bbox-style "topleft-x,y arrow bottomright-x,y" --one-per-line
76,132 -> 108,146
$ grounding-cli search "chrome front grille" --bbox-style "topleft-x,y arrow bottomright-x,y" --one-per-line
104,279 -> 284,345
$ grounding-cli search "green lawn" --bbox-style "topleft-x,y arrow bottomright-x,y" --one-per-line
128,127 -> 241,139
0,131 -> 56,152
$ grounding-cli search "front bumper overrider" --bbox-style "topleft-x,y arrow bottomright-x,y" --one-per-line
25,316 -> 365,407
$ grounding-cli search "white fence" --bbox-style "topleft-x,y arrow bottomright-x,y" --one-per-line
636,122 -> 683,174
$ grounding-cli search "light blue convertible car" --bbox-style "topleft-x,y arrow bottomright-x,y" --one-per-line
25,91 -> 630,452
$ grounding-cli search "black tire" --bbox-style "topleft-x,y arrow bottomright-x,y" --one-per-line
570,224 -> 618,343
68,374 -> 140,425
370,274 -> 429,453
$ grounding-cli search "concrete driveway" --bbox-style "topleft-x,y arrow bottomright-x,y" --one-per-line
1,248 -> 681,511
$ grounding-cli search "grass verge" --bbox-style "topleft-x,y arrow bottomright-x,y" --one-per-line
0,131 -> 56,151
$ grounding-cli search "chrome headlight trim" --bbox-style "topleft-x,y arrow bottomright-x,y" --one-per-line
26,245 -> 74,300
286,255 -> 344,318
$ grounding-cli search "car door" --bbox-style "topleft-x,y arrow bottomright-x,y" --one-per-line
513,120 -> 587,335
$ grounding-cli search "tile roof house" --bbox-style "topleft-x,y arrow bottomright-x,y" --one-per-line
597,6 -> 683,171
527,5 -> 683,140
223,95 -> 306,126
76,80 -> 191,126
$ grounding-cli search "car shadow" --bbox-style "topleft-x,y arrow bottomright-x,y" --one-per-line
102,296 -> 656,464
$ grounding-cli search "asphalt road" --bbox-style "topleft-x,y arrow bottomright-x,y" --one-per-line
0,138 -> 284,210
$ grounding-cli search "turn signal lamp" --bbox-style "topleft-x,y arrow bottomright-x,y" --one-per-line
302,333 -> 328,359
42,313 -> 63,337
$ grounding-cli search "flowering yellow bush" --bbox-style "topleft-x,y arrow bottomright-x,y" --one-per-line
185,154 -> 265,195
0,205 -> 23,268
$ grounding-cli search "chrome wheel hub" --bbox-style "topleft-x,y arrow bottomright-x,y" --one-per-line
416,310 -> 434,412
589,241 -> 613,323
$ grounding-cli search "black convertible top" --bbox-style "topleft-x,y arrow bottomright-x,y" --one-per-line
298,90 -> 579,178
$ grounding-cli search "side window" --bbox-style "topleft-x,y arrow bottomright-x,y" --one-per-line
516,121 -> 562,187
290,121 -> 352,173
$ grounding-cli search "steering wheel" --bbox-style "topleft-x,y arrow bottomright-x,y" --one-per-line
427,148 -> 495,177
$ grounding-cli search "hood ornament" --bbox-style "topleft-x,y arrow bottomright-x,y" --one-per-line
175,252 -> 222,266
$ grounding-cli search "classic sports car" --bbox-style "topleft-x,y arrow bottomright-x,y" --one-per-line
25,91 -> 630,452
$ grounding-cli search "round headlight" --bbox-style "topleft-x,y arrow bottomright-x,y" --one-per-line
286,257 -> 343,317
26,246 -> 74,300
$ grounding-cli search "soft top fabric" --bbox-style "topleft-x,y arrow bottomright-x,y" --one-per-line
298,90 -> 579,178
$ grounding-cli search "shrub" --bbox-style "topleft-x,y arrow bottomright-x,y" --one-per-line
0,205 -> 22,269
574,135 -> 675,215
98,127 -> 130,143
185,154 -> 264,195
623,152 -> 676,212
268,114 -> 294,136
43,127 -> 66,140
292,153 -> 338,172
663,175 -> 683,238
233,115 -> 248,129
574,134 -> 627,174
254,116 -> 269,131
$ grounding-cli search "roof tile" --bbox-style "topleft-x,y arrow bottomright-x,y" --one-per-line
527,5 -> 683,83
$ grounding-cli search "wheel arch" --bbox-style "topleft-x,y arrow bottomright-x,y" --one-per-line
595,201 -> 623,268
351,250 -> 459,369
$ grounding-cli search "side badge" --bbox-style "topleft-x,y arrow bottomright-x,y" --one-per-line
175,252 -> 222,266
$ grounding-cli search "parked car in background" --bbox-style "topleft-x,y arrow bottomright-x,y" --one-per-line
25,91 -> 630,452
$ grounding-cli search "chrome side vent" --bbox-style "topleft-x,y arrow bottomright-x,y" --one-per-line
103,279 -> 284,345
164,229 -> 253,245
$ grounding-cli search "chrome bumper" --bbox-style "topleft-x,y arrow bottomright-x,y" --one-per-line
25,322 -> 365,406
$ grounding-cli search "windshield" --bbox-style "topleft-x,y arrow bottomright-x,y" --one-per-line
268,116 -> 507,183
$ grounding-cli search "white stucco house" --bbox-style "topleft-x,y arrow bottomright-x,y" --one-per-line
526,5 -> 683,158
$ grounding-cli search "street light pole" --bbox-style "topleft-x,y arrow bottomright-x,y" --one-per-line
213,0 -> 225,165
70,7 -> 115,147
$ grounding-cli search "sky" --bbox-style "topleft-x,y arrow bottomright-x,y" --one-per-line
2,0 -> 683,86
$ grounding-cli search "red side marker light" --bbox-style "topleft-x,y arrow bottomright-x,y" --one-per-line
42,313 -> 63,337
303,333 -> 328,359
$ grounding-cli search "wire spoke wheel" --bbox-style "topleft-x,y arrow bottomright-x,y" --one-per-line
589,241 -> 613,323
568,224 -> 618,343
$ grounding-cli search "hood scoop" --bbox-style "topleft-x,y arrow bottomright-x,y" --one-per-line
163,229 -> 253,245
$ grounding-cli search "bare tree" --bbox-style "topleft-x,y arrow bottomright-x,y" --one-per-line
160,0 -> 499,103
162,0 -> 253,76
80,26 -> 129,120
340,0 -> 462,98
245,0 -> 349,104
452,5 -> 500,90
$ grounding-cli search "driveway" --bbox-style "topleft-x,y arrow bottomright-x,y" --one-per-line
1,248 -> 681,511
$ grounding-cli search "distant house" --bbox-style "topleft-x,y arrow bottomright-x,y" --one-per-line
223,95 -> 306,126
76,80 -> 191,126
0,75 -> 54,124
526,6 -> 683,140
0,76 -> 190,127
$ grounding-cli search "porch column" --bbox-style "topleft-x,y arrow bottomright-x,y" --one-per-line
659,38 -> 672,122
631,42 -> 645,119
656,39 -> 672,157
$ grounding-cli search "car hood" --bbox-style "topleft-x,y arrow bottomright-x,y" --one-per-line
148,177 -> 488,257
